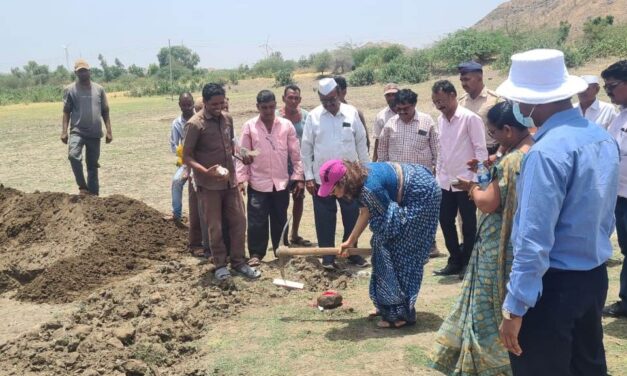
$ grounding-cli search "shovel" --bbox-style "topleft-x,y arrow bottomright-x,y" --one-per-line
273,245 -> 371,289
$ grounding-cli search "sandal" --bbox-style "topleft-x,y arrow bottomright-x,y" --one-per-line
290,236 -> 313,247
233,264 -> 261,279
247,256 -> 261,267
367,311 -> 381,320
377,320 -> 408,329
214,267 -> 231,281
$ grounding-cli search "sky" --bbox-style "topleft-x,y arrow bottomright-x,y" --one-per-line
0,0 -> 507,73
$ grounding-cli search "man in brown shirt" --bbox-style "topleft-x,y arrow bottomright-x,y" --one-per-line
183,83 -> 260,280
457,61 -> 500,155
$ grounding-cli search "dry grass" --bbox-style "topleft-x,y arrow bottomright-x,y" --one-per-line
0,67 -> 625,375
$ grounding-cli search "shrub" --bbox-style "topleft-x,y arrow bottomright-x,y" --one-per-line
274,69 -> 294,87
348,67 -> 375,86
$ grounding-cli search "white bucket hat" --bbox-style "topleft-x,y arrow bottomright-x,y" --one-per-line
496,49 -> 588,105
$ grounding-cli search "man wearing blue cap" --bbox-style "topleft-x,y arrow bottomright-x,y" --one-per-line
458,61 -> 500,155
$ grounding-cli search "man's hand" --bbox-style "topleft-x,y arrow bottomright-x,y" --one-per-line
206,165 -> 229,182
292,181 -> 305,198
241,155 -> 254,165
105,131 -> 113,144
238,182 -> 246,196
305,180 -> 317,196
499,316 -> 523,356
61,132 -> 68,144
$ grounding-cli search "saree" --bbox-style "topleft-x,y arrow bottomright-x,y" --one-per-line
360,163 -> 441,323
429,150 -> 524,376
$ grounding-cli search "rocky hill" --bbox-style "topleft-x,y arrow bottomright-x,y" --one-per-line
474,0 -> 627,35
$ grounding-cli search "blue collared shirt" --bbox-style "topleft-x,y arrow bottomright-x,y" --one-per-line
503,107 -> 619,316
169,115 -> 186,154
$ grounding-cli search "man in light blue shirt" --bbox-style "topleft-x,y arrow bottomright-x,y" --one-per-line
168,92 -> 194,223
496,49 -> 619,375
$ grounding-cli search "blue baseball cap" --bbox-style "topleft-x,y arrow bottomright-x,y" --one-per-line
458,61 -> 483,74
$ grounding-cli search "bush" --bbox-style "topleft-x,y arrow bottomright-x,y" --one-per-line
348,67 -> 375,86
432,29 -> 511,71
376,51 -> 431,84
274,69 -> 294,87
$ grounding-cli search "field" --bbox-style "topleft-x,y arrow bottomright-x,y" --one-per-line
0,62 -> 626,376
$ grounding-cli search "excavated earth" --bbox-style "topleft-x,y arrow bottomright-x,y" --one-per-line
0,185 -> 357,375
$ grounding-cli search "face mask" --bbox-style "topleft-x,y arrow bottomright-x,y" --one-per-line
513,102 -> 536,128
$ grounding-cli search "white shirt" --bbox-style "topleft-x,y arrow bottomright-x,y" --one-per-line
301,103 -> 370,183
575,99 -> 618,130
373,106 -> 396,139
607,107 -> 627,198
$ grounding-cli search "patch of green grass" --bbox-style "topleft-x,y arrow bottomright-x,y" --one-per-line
404,344 -> 430,367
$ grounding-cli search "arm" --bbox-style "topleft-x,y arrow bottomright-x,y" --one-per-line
61,88 -> 72,144
456,179 -> 500,213
428,117 -> 440,173
377,125 -> 390,162
358,110 -> 370,151
468,115 -> 488,161
236,123 -> 252,184
353,114 -> 370,163
101,89 -> 112,143
301,114 -> 316,195
288,123 -> 305,181
503,151 -> 565,316
183,123 -> 225,181
372,114 -> 384,162
340,206 -> 371,255
170,119 -> 181,154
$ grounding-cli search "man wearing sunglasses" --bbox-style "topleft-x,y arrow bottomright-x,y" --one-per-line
603,60 -> 627,318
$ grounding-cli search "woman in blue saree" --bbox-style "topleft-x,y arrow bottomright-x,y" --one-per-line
317,159 -> 441,328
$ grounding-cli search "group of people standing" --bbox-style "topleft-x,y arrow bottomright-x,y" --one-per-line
61,49 -> 627,375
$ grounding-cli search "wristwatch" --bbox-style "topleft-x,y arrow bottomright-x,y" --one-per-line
502,308 -> 513,320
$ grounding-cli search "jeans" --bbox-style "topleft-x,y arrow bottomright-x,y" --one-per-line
615,196 -> 627,309
312,194 -> 361,265
171,165 -> 187,219
68,133 -> 101,195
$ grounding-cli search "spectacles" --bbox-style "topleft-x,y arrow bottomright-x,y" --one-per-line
320,97 -> 339,105
604,81 -> 624,92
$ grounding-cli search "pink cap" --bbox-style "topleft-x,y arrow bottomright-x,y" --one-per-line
317,160 -> 346,197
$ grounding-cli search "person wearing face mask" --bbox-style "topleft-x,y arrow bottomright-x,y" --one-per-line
496,49 -> 618,375
430,101 -> 533,376
602,60 -> 627,318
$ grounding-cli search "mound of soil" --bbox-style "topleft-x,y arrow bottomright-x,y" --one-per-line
0,185 -> 187,303
267,257 -> 355,292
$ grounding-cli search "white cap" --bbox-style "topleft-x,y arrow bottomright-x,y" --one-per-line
496,49 -> 588,105
580,75 -> 599,85
318,78 -> 338,96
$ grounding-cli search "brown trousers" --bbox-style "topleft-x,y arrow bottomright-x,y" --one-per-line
188,182 -> 204,248
199,186 -> 246,269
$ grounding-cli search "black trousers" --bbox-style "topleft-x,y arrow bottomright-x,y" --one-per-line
439,189 -> 476,267
510,264 -> 608,376
246,186 -> 289,259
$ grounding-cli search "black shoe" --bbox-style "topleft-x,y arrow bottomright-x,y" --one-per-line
458,265 -> 468,280
348,255 -> 370,268
433,264 -> 462,276
603,302 -> 627,318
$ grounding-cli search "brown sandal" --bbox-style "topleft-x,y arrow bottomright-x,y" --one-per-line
247,256 -> 261,267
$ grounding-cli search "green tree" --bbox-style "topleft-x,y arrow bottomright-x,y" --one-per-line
157,45 -> 200,70
313,50 -> 332,75
22,61 -> 50,85
127,64 -> 145,77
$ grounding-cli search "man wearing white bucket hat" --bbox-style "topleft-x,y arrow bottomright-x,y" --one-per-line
496,49 -> 619,375
574,74 -> 618,130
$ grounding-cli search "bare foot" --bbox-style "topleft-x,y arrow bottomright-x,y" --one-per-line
376,320 -> 407,329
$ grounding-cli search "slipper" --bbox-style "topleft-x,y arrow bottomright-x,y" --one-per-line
214,267 -> 231,281
377,320 -> 408,329
367,311 -> 381,321
247,256 -> 261,267
233,264 -> 261,279
290,236 -> 313,247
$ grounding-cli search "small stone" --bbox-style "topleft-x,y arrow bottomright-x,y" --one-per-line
106,337 -> 125,350
71,324 -> 93,339
65,352 -> 80,366
149,292 -> 162,304
112,324 -> 135,345
41,321 -> 63,330
121,359 -> 150,375
317,291 -> 343,309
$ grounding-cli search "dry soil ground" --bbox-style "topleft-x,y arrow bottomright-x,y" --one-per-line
0,61 -> 625,376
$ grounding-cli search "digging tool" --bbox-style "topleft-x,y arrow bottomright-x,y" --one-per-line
274,246 -> 372,289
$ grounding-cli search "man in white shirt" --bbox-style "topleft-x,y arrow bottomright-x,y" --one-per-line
301,78 -> 370,269
372,83 -> 399,161
575,75 -> 618,129
602,60 -> 627,318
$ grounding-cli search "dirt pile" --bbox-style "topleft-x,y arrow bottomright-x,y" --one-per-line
268,256 -> 355,292
0,185 -> 187,303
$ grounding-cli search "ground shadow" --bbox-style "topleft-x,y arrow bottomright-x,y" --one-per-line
436,276 -> 462,285
604,318 -> 627,340
281,311 -> 443,342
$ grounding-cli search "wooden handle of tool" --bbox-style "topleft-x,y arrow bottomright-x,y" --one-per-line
276,247 -> 371,257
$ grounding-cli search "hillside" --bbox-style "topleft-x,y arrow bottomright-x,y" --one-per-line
474,0 -> 627,35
